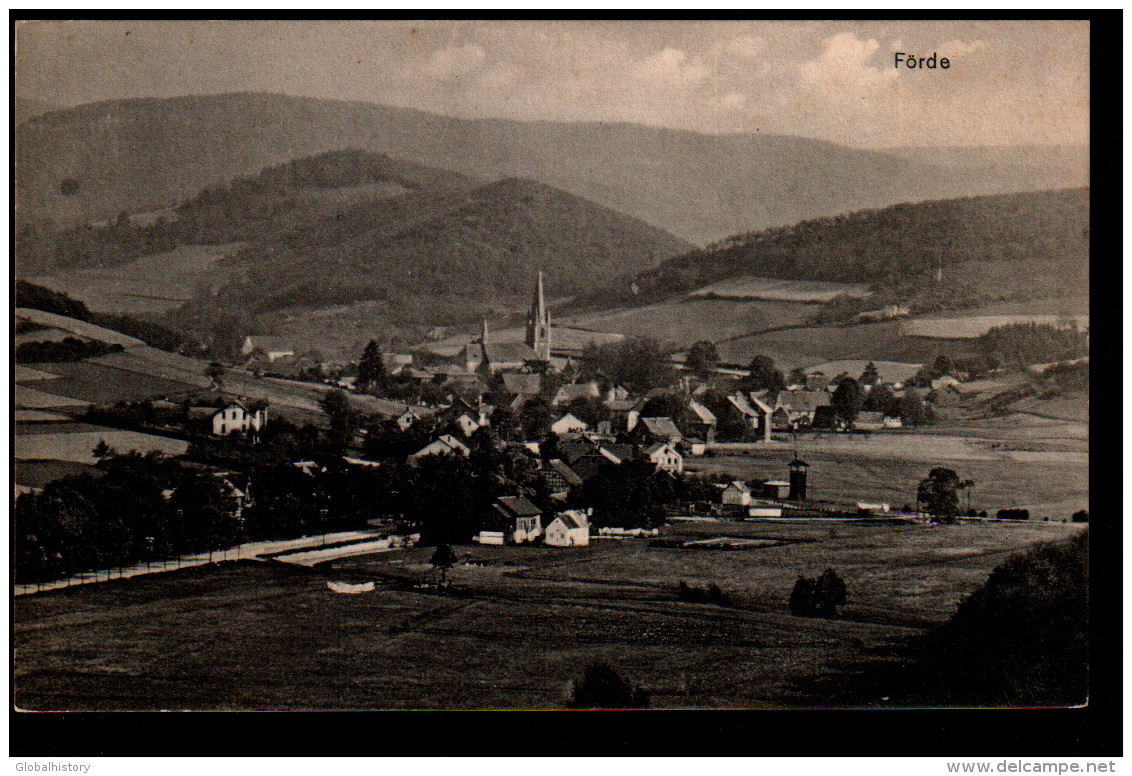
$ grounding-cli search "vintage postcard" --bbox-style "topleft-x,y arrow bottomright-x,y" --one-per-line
13,19 -> 1092,721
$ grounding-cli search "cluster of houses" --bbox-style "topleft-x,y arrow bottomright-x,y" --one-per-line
476,498 -> 591,547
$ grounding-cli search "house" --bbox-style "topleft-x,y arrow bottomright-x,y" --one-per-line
630,417 -> 683,445
540,458 -> 584,498
452,412 -> 482,437
411,434 -> 471,459
854,411 -> 886,431
773,390 -> 831,427
188,400 -> 267,436
489,495 -> 544,544
725,392 -> 773,442
685,400 -> 717,442
544,509 -> 590,547
761,480 -> 791,500
883,416 -> 904,429
550,413 -> 589,436
396,408 -> 425,431
241,336 -> 294,362
606,399 -> 638,433
382,353 -> 414,375
721,480 -> 752,506
552,382 -> 601,406
805,372 -> 829,391
641,442 -> 683,474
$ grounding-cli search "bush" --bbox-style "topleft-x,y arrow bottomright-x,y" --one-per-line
1071,510 -> 1089,523
15,337 -> 124,363
789,568 -> 847,618
997,508 -> 1030,521
568,662 -> 650,709
677,580 -> 732,606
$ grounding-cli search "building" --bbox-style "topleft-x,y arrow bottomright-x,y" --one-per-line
540,458 -> 584,498
762,480 -> 791,500
725,392 -> 773,442
502,372 -> 542,396
188,400 -> 267,436
525,269 -> 552,363
551,382 -> 601,407
490,495 -> 543,544
550,413 -> 589,436
630,417 -> 683,445
411,434 -> 471,459
685,400 -> 717,442
854,411 -> 886,431
721,480 -> 752,506
789,458 -> 809,500
544,510 -> 590,547
241,336 -> 294,362
641,442 -> 683,474
774,390 -> 832,428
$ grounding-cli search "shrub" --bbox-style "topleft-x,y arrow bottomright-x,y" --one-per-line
568,662 -> 650,709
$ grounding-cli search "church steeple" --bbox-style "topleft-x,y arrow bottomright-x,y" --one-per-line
525,269 -> 551,362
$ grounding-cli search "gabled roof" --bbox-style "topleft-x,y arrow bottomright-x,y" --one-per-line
606,399 -> 637,413
552,413 -> 588,431
547,458 -> 584,486
502,372 -> 542,395
643,441 -> 679,456
552,382 -> 601,405
483,342 -> 538,364
725,480 -> 751,492
687,400 -> 717,424
727,393 -> 758,417
553,513 -> 581,530
638,417 -> 682,438
600,443 -> 635,463
775,390 -> 830,413
496,495 -> 542,518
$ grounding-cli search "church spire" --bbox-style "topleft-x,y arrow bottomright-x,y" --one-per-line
525,269 -> 551,362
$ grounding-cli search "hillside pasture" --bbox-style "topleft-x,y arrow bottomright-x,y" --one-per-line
19,361 -> 201,405
14,427 -> 189,464
689,276 -> 872,302
13,519 -> 1082,710
15,308 -> 143,347
805,359 -> 922,384
27,243 -> 242,315
901,314 -> 1090,340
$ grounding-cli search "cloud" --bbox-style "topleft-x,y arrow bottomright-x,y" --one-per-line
425,44 -> 486,81
798,31 -> 898,97
633,47 -> 710,89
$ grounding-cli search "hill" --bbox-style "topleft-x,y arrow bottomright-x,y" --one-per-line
213,176 -> 692,314
575,188 -> 1089,313
15,92 -> 1089,245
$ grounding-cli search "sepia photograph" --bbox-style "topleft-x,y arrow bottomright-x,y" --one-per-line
11,17 -> 1101,731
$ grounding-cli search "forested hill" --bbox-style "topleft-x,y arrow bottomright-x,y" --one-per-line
577,188 -> 1089,309
212,175 -> 693,312
16,92 -> 1087,244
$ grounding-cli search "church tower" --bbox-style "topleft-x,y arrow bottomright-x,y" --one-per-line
525,270 -> 552,362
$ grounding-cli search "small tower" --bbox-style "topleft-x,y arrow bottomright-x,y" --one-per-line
788,458 -> 809,501
525,269 -> 552,362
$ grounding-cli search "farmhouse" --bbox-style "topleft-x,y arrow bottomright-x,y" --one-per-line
721,480 -> 752,506
684,400 -> 717,442
631,417 -> 683,445
544,510 -> 590,547
540,458 -> 584,498
773,390 -> 831,427
642,442 -> 683,474
489,496 -> 543,544
411,434 -> 471,459
188,400 -> 267,436
551,382 -> 601,406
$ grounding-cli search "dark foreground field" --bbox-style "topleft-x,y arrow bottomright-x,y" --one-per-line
13,520 -> 1083,710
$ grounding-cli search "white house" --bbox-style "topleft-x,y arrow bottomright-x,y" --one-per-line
396,408 -> 424,431
411,434 -> 471,459
453,412 -> 481,437
642,441 -> 683,474
550,412 -> 589,435
190,400 -> 267,436
544,510 -> 590,547
721,480 -> 752,506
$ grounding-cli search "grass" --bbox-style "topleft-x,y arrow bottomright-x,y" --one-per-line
13,518 -> 1082,710
688,276 -> 871,303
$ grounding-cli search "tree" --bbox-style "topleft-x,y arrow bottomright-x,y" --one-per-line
581,337 -> 673,395
788,366 -> 808,387
320,389 -> 359,451
686,340 -> 720,379
830,377 -> 864,422
789,575 -> 815,616
859,361 -> 880,386
898,387 -> 929,425
918,467 -> 962,522
813,568 -> 847,617
863,383 -> 896,414
568,661 -> 650,709
357,340 -> 386,393
430,543 -> 458,588
744,355 -> 786,393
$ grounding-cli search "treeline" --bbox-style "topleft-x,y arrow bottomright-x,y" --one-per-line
15,337 -> 123,363
15,281 -> 199,355
976,322 -> 1089,367
902,531 -> 1088,706
570,188 -> 1088,310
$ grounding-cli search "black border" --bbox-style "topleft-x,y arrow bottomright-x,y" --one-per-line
10,10 -> 1121,758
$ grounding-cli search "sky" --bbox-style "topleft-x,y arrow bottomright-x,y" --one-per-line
15,19 -> 1089,148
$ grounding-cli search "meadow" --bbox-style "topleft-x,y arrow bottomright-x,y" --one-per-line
13,519 -> 1082,711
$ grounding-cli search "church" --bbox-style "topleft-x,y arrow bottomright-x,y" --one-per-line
462,270 -> 555,375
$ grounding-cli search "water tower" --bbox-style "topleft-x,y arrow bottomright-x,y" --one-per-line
789,458 -> 809,501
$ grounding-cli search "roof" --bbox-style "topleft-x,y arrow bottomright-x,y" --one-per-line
502,372 -> 542,394
495,495 -> 542,518
553,382 -> 601,404
547,458 -> 584,486
856,411 -> 885,424
775,390 -> 830,413
552,513 -> 581,530
725,480 -> 751,492
727,393 -> 757,417
687,400 -> 717,424
244,335 -> 293,351
552,413 -> 588,430
643,442 -> 679,456
638,417 -> 682,438
606,400 -> 637,413
483,342 -> 538,364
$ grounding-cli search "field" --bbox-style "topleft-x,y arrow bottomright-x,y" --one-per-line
688,276 -> 872,303
901,314 -> 1090,340
26,243 -> 243,315
13,518 -> 1082,711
